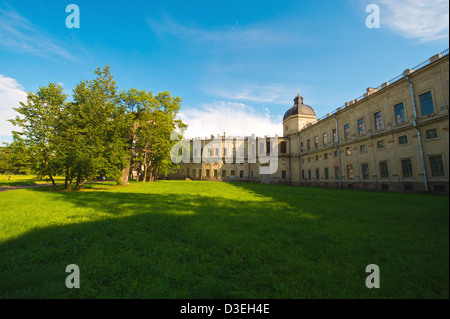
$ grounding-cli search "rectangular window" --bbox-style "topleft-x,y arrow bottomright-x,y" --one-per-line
314,136 -> 319,149
361,163 -> 369,180
300,142 -> 304,152
357,118 -> 365,136
377,140 -> 385,149
282,170 -> 287,180
429,155 -> 445,177
240,170 -> 244,178
214,169 -> 218,177
323,133 -> 328,145
223,148 -> 227,156
334,166 -> 339,180
222,170 -> 226,177
398,135 -> 408,145
419,91 -> 434,116
324,153 -> 328,160
302,170 -> 305,180
214,148 -> 219,156
266,141 -> 271,155
360,144 -> 367,153
332,129 -> 337,143
315,168 -> 320,180
426,128 -> 438,139
315,155 -> 319,161
344,124 -> 350,139
401,159 -> 414,178
308,169 -> 311,180
346,147 -> 352,156
206,169 -> 210,177
334,150 -> 338,158
380,161 -> 389,178
307,139 -> 310,151
324,167 -> 329,180
230,170 -> 235,177
374,111 -> 383,130
394,102 -> 406,124
347,164 -> 354,179
280,141 -> 287,154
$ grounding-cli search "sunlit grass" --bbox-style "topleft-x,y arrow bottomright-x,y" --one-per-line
0,181 -> 448,298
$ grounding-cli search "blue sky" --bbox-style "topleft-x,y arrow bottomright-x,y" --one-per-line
0,0 -> 448,142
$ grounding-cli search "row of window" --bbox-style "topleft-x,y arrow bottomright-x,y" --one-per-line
184,168 -> 289,179
301,154 -> 445,181
302,91 -> 436,152
194,141 -> 289,158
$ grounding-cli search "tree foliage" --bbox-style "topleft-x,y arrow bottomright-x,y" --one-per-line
7,66 -> 186,190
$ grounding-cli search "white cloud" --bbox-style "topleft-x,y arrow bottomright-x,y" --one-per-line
208,83 -> 295,104
378,0 -> 449,42
147,14 -> 294,50
0,4 -> 73,59
178,101 -> 283,139
0,75 -> 27,137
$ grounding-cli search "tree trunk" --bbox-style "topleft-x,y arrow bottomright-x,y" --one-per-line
49,173 -> 58,191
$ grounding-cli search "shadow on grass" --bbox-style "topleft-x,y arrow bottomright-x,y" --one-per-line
0,182 -> 448,299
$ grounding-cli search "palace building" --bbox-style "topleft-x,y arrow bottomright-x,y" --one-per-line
169,50 -> 449,193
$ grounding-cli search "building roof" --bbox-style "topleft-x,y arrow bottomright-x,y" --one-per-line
283,93 -> 316,121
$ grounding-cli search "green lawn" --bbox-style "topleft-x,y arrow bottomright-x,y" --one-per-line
0,175 -> 65,187
0,181 -> 448,298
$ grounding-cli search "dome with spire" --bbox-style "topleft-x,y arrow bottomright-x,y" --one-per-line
283,93 -> 316,121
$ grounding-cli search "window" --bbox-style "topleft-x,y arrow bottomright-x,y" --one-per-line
308,157 -> 311,163
347,164 -> 354,179
214,169 -> 218,177
380,161 -> 389,178
360,144 -> 367,153
377,140 -> 385,149
300,142 -> 304,152
346,147 -> 352,156
314,136 -> 319,148
315,168 -> 320,180
398,135 -> 408,145
401,159 -> 414,178
315,155 -> 319,161
280,141 -> 287,154
230,170 -> 235,176
426,128 -> 438,139
334,166 -> 339,179
307,139 -> 310,151
222,170 -> 226,177
308,169 -> 311,180
323,133 -> 328,145
374,111 -> 383,130
334,151 -> 338,158
214,148 -> 219,156
332,129 -> 337,143
324,153 -> 328,160
344,124 -> 350,139
357,118 -> 365,136
324,167 -> 329,180
223,148 -> 227,156
302,170 -> 305,180
206,169 -> 210,177
361,164 -> 369,180
239,170 -> 244,178
282,170 -> 287,180
266,141 -> 271,154
429,155 -> 445,176
419,91 -> 434,116
394,103 -> 406,124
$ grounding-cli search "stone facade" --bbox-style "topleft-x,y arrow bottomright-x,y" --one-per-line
170,52 -> 449,193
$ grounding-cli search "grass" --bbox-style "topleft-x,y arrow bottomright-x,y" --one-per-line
0,175 -> 65,187
0,180 -> 448,298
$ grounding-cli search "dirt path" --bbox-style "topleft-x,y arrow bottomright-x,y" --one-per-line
0,184 -> 54,192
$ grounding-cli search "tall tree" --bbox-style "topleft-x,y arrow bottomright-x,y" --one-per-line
9,83 -> 67,190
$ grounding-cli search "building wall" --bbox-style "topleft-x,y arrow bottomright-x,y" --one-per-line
170,53 -> 449,193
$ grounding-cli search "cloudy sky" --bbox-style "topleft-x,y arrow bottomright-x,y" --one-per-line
0,0 -> 448,142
